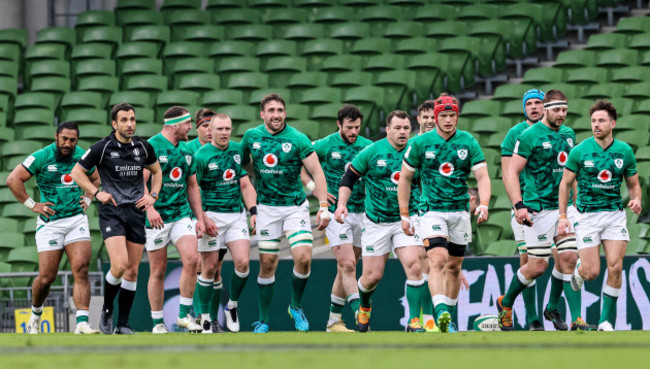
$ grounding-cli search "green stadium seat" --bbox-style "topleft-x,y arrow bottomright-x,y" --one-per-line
585,33 -> 629,51
622,82 -> 650,102
206,0 -> 245,10
135,122 -> 161,139
0,231 -> 23,260
262,56 -> 306,88
125,75 -> 169,102
413,4 -> 456,22
6,247 -> 39,271
405,52 -> 448,97
482,239 -> 516,256
554,49 -> 597,69
611,66 -> 650,84
565,67 -> 609,86
35,27 -> 76,55
26,60 -> 70,90
200,89 -> 245,110
177,73 -> 222,93
320,55 -> 363,74
65,109 -> 108,132
77,76 -> 119,107
293,0 -> 337,12
228,24 -> 273,43
475,224 -> 501,256
457,4 -> 500,22
329,22 -> 371,51
218,104 -> 259,124
629,33 -> 650,52
626,239 -> 648,255
109,91 -> 153,110
502,2 -> 566,43
217,57 -> 260,86
392,37 -> 439,56
24,44 -> 67,74
74,59 -> 116,88
248,0 -> 288,12
580,82 -> 625,100
359,6 -> 400,37
343,86 -> 384,127
126,25 -> 170,53
155,90 -> 200,121
60,92 -> 104,121
255,40 -> 298,63
0,44 -> 21,65
615,130 -> 649,152
284,103 -> 310,122
329,71 -> 372,89
362,54 -> 405,78
425,21 -> 468,40
491,84 -> 534,102
75,10 -> 115,42
0,76 -> 18,100
161,0 -> 201,14
287,120 -> 320,140
213,8 -> 262,26
312,6 -> 349,24
79,26 -> 123,52
2,140 -> 44,170
339,0 -> 375,7
162,42 -> 205,72
19,128 -> 53,146
14,93 -> 56,113
264,8 -> 309,35
500,100 -> 526,120
282,23 -> 325,44
117,9 -> 163,30
0,28 -> 27,50
631,98 -> 650,116
248,88 -> 291,107
208,40 -> 252,58
607,97 -> 634,118
375,69 -> 416,111
300,38 -> 343,70
629,223 -> 650,240
0,98 -> 9,118
635,146 -> 650,162
300,87 -> 342,106
615,17 -> 650,35
383,21 -> 424,39
350,38 -> 392,57
596,49 -> 639,69
537,83 -> 578,100
177,26 -> 225,47
461,100 -> 502,119
30,77 -> 70,106
226,72 -> 268,92
468,118 -> 501,136
165,10 -> 211,42
171,58 -> 215,88
70,43 -> 113,69
286,72 -> 329,103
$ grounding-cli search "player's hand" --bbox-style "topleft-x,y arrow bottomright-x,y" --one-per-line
334,206 -> 348,224
96,191 -> 117,206
249,214 -> 257,234
475,205 -> 489,224
79,195 -> 92,211
628,199 -> 642,215
147,207 -> 164,229
557,217 -> 570,236
194,219 -> 205,239
401,216 -> 415,236
32,202 -> 56,219
460,271 -> 469,291
327,192 -> 337,206
516,208 -> 533,226
204,217 -> 218,238
136,194 -> 156,211
316,208 -> 331,231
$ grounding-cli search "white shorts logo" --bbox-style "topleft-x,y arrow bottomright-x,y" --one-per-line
263,153 -> 278,167
598,169 -> 612,183
60,173 -> 74,185
390,171 -> 400,185
557,151 -> 568,166
170,167 -> 183,181
614,158 -> 623,169
223,169 -> 236,181
439,162 -> 454,176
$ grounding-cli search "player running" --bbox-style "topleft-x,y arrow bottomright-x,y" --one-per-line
194,113 -> 256,333
497,89 -> 591,331
6,122 -> 101,334
72,103 -> 162,335
398,94 -> 491,333
558,100 -> 642,332
500,89 -> 546,331
241,93 -> 330,333
310,105 -> 371,333
144,106 -> 206,334
335,110 -> 426,333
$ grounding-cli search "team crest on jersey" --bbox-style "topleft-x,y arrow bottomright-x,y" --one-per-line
439,162 -> 454,176
133,148 -> 140,156
159,155 -> 168,163
185,155 -> 192,166
615,158 -> 624,169
597,170 -> 612,183
557,151 -> 568,166
263,153 -> 278,167
457,149 -> 468,160
223,169 -> 236,181
390,171 -> 400,185
60,173 -> 74,185
170,167 -> 183,182
567,138 -> 574,148
233,154 -> 241,164
282,143 -> 292,153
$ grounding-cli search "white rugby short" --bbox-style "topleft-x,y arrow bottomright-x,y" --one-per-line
361,215 -> 422,257
199,211 -> 250,252
326,212 -> 363,248
256,201 -> 311,241
145,217 -> 196,251
419,210 -> 472,244
36,213 -> 91,253
519,205 -> 577,253
576,210 -> 628,250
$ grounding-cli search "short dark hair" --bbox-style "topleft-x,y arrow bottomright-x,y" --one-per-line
468,187 -> 479,204
417,100 -> 436,114
164,106 -> 189,119
337,104 -> 364,124
589,99 -> 617,121
195,108 -> 215,122
260,93 -> 285,111
543,89 -> 568,104
386,110 -> 410,126
110,103 -> 136,121
57,121 -> 79,136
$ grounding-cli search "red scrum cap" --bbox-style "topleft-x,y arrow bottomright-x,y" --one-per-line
434,95 -> 459,123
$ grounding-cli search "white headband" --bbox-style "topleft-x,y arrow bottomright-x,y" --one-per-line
164,113 -> 191,125
544,101 -> 568,109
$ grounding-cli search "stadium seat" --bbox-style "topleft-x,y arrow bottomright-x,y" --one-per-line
177,73 -> 222,93
343,86 -> 384,131
329,22 -> 371,51
160,0 -> 201,15
126,25 -> 170,54
383,21 -> 424,39
0,44 -> 21,65
217,57 -> 261,86
320,55 -> 363,74
391,37 -> 439,56
262,56 -> 306,88
0,231 -> 23,260
171,58 -> 214,88
14,93 -> 56,113
362,54 -> 405,78
11,109 -> 55,139
212,8 -> 261,26
2,140 -> 44,171
248,88 -> 292,107
208,40 -> 252,58
26,60 -> 70,91
284,103 -> 310,122
626,239 -> 648,255
30,76 -> 70,106
539,83 -> 579,100
24,44 -> 67,74
79,26 -> 123,52
125,75 -> 169,103
405,52 -> 449,96
206,0 -> 245,10
615,17 -> 650,35
0,76 -> 18,99
226,72 -> 268,92
359,5 -> 400,37
180,26 -> 226,47
565,67 -> 609,87
248,0 -> 288,12
59,92 -> 104,121
164,9 -> 210,42
554,49 -> 597,69
200,89 -> 245,110
350,38 -> 392,57
288,120 -> 321,140
300,38 -> 344,70
491,84 -> 534,102
70,43 -> 113,69
623,82 -> 650,102
77,76 -> 119,107
227,24 -> 273,43
329,71 -> 373,89
375,69 -> 416,111
282,23 -> 325,44
483,239 -> 516,256
218,104 -> 259,124
311,6 -> 349,24
117,9 -> 163,31
162,42 -> 205,74
75,10 -> 115,42
109,91 -> 153,110
611,66 -> 650,84
585,33 -> 629,51
35,27 -> 76,55
615,130 -> 649,152
6,247 -> 39,271
155,90 -> 200,121
135,123 -> 162,139
0,28 -> 27,50
264,8 -> 309,35
74,59 -> 116,88
461,100 -> 502,119
607,97 -> 634,118
596,49 -> 639,69
426,21 -> 468,40
255,40 -> 298,64
581,83 -> 626,100
286,72 -> 329,103
65,109 -> 108,131
300,87 -> 342,106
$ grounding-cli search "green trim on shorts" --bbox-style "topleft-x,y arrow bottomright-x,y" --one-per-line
35,225 -> 45,233
290,239 -> 313,247
288,230 -> 311,238
517,241 -> 527,254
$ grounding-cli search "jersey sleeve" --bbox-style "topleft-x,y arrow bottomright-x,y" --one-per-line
500,128 -> 518,156
565,146 -> 580,173
351,145 -> 372,176
77,139 -> 105,171
143,140 -> 157,166
22,149 -> 43,175
513,133 -> 533,159
312,138 -> 327,160
625,146 -> 638,177
195,152 -> 205,183
469,136 -> 486,168
403,139 -> 421,170
74,146 -> 95,175
297,133 -> 315,160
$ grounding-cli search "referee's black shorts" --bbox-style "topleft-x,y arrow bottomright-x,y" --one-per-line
99,203 -> 146,244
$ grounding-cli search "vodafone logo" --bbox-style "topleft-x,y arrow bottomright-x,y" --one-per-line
597,170 -> 612,183
263,153 -> 278,168
390,171 -> 400,185
557,151 -> 568,166
169,167 -> 183,182
223,169 -> 236,181
61,173 -> 74,185
439,162 -> 454,177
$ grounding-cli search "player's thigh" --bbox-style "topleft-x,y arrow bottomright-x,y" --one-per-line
283,201 -> 313,242
360,254 -> 389,281
394,245 -> 423,272
200,250 -> 221,276
360,216 -> 394,257
602,239 -> 626,270
104,236 -> 129,266
223,212 -> 250,251
38,249 -> 65,280
64,240 -> 92,274
125,239 -> 145,269
170,218 -> 198,261
331,243 -> 357,270
577,244 -> 601,274
226,238 -> 250,269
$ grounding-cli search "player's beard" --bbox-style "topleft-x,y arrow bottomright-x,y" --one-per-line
56,145 -> 74,162
341,130 -> 357,144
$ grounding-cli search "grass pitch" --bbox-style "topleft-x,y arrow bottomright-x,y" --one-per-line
1,331 -> 649,369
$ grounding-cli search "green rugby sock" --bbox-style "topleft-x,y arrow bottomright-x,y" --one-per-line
290,269 -> 310,309
406,280 -> 425,321
522,282 -> 540,324
599,285 -> 620,324
210,280 -> 223,322
197,276 -> 213,317
421,277 -> 434,317
563,279 -> 582,322
358,280 -> 375,309
502,269 -> 532,308
192,276 -> 202,315
229,269 -> 249,303
347,293 -> 360,314
258,276 -> 275,322
546,268 -> 564,312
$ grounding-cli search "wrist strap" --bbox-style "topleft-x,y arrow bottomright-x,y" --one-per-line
514,201 -> 527,210
23,198 -> 36,209
248,206 -> 257,215
93,189 -> 100,199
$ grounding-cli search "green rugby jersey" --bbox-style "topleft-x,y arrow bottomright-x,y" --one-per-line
186,137 -> 205,156
565,137 -> 636,212
404,129 -> 486,212
313,132 -> 372,213
22,143 -> 93,222
147,133 -> 195,224
195,141 -> 247,213
501,121 -> 531,191
241,124 -> 313,206
513,122 -> 576,211
351,138 -> 418,223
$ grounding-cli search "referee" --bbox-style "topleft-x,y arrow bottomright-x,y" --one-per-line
71,103 -> 163,335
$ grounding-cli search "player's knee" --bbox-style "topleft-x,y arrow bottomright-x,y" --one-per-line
234,257 -> 249,273
363,272 -> 383,286
38,272 -> 57,286
607,262 -> 623,278
183,253 -> 198,271
73,263 -> 90,279
338,259 -> 356,275
407,261 -> 422,278
150,266 -> 166,280
445,262 -> 461,276
111,263 -> 128,277
123,269 -> 138,281
582,267 -> 599,281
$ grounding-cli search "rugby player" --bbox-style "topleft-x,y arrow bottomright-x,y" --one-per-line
558,100 -> 642,332
6,122 -> 100,334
